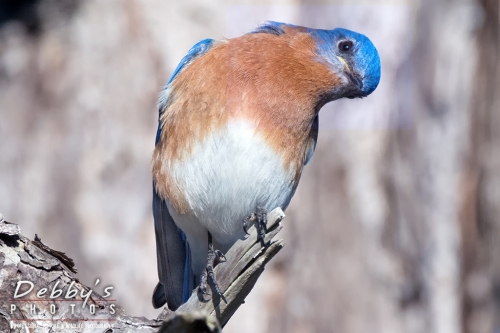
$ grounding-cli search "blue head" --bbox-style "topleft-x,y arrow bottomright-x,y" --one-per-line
309,27 -> 381,99
253,22 -> 381,99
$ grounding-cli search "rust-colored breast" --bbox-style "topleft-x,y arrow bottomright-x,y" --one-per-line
225,27 -> 341,178
153,27 -> 341,213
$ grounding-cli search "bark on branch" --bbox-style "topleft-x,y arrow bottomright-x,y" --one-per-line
0,209 -> 285,333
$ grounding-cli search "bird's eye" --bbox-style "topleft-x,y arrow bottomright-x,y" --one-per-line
339,40 -> 353,52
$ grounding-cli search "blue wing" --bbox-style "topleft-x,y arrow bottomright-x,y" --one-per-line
153,39 -> 215,309
155,38 -> 215,144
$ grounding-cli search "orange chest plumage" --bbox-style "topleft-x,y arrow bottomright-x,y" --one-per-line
152,29 -> 340,215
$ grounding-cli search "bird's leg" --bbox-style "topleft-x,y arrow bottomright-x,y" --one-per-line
256,207 -> 268,246
243,206 -> 268,246
198,231 -> 227,303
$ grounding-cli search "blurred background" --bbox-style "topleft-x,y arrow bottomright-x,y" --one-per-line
0,0 -> 499,332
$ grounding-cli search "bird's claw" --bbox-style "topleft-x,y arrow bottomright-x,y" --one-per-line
243,207 -> 269,246
242,213 -> 255,235
199,281 -> 209,295
215,250 -> 226,263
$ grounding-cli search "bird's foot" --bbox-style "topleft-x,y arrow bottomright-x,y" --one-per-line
198,233 -> 227,303
243,206 -> 269,247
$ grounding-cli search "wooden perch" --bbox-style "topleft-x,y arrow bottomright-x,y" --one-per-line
0,209 -> 285,332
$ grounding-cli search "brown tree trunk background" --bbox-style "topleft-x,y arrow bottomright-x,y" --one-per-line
0,0 -> 499,332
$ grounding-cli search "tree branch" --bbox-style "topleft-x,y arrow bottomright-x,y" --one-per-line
0,209 -> 285,332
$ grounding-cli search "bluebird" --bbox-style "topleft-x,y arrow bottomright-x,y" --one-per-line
151,21 -> 381,310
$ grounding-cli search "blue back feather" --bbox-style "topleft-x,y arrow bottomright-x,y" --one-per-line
251,21 -> 286,35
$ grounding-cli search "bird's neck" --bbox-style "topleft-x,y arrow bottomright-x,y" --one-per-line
224,32 -> 340,172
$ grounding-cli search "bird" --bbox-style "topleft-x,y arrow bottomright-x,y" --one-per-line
151,21 -> 381,310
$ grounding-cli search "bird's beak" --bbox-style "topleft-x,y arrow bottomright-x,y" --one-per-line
337,56 -> 363,90
336,56 -> 351,72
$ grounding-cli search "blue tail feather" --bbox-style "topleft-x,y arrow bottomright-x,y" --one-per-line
152,187 -> 192,309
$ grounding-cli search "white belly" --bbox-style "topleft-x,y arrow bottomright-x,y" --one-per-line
166,119 -> 296,276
